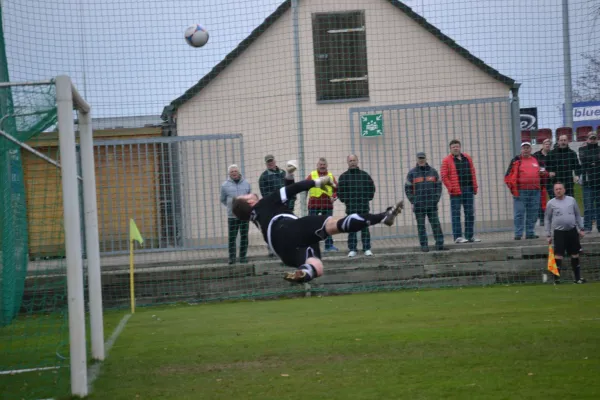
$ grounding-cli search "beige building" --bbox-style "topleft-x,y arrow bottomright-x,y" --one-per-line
25,120 -> 163,258
163,0 -> 518,247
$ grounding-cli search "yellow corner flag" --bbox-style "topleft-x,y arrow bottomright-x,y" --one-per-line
129,218 -> 143,314
130,218 -> 144,245
547,245 -> 560,276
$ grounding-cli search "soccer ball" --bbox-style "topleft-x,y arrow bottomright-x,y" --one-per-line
184,24 -> 209,48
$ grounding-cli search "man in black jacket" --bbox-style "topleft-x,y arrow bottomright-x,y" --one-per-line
405,152 -> 445,252
259,154 -> 295,256
579,130 -> 600,232
547,134 -> 581,197
337,154 -> 376,257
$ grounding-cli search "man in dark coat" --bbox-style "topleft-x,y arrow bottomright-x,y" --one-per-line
546,134 -> 581,197
259,154 -> 295,256
578,130 -> 600,232
405,152 -> 445,252
337,154 -> 376,257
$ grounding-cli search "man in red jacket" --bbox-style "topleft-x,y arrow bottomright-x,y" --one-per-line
505,142 -> 548,240
441,139 -> 480,243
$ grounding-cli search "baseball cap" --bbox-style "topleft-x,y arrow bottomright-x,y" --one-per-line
264,154 -> 275,162
588,131 -> 598,138
416,152 -> 426,158
521,142 -> 532,147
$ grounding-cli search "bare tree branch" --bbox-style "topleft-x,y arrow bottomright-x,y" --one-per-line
573,53 -> 600,102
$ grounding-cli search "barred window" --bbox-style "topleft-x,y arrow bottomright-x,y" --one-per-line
312,11 -> 369,102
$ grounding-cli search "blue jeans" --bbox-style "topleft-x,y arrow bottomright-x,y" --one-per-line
583,185 -> 600,231
308,208 -> 334,248
513,190 -> 540,238
450,187 -> 475,240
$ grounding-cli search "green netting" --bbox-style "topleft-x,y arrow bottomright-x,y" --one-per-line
0,83 -> 57,327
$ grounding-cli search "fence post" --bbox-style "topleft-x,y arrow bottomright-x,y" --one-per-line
510,83 -> 522,156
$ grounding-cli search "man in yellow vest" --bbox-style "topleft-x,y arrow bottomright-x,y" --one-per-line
306,157 -> 339,251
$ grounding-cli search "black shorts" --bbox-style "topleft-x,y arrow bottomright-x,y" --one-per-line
269,215 -> 331,267
553,228 -> 581,256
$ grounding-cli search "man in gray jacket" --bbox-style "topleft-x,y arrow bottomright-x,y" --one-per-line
220,164 -> 252,264
545,182 -> 586,284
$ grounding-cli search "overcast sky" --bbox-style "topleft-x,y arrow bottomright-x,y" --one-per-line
2,0 -> 598,129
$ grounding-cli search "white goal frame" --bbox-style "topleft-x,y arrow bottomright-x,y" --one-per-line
0,75 -> 103,397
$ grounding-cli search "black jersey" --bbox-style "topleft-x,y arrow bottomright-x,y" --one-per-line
250,179 -> 315,243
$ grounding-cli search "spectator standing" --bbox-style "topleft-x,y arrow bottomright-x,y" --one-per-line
533,138 -> 552,225
338,154 -> 376,257
441,139 -> 481,243
546,134 -> 581,197
220,164 -> 251,264
259,154 -> 295,256
306,157 -> 339,252
578,131 -> 600,233
545,182 -> 586,284
405,152 -> 445,252
505,142 -> 548,240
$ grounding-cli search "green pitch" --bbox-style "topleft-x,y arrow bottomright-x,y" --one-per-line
90,284 -> 599,400
2,284 -> 599,400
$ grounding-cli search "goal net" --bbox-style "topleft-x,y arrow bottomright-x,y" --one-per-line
0,76 -> 103,399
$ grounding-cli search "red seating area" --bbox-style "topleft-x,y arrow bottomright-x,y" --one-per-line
556,127 -> 573,142
576,126 -> 593,141
536,129 -> 552,143
520,127 -> 598,144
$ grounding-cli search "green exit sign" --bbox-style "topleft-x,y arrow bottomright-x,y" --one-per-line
360,113 -> 383,137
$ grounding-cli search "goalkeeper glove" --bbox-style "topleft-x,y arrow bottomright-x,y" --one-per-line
314,175 -> 332,188
285,160 -> 298,179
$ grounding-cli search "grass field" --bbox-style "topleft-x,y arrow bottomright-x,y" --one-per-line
2,284 -> 599,400
0,311 -> 126,400
87,284 -> 600,400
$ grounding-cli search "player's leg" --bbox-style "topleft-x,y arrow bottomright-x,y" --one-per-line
566,228 -> 585,283
283,254 -> 324,283
324,200 -> 404,236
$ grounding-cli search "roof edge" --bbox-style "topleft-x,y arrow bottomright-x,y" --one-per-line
162,0 -> 515,120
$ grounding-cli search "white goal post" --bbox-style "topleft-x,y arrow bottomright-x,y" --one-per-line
57,74 -> 104,397
0,75 -> 104,397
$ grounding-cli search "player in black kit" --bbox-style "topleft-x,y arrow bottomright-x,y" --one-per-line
231,160 -> 404,283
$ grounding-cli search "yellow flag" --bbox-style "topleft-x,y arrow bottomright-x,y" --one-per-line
129,218 -> 144,245
547,245 -> 559,276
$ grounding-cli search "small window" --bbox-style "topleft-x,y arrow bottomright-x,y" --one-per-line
312,11 -> 369,102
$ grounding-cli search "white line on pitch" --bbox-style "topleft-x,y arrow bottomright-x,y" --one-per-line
0,366 -> 60,375
87,313 -> 132,393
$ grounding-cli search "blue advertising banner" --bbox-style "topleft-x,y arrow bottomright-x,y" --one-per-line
565,101 -> 600,130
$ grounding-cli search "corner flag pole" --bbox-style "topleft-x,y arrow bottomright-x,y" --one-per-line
129,219 -> 144,314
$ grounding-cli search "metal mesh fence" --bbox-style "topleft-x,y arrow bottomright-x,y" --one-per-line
1,1 -> 600,397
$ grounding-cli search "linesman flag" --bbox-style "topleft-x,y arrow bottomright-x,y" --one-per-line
547,245 -> 559,276
130,218 -> 144,245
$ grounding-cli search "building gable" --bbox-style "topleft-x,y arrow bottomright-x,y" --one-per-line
162,0 -> 514,120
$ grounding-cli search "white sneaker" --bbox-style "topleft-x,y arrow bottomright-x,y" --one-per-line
348,251 -> 357,258
455,237 -> 468,244
364,250 -> 373,256
468,237 -> 482,243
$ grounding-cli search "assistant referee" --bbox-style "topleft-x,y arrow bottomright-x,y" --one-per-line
544,182 -> 586,284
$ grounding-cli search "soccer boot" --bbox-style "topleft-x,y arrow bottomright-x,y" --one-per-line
383,200 -> 404,226
283,269 -> 311,284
